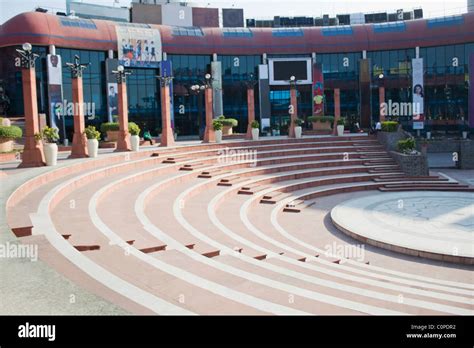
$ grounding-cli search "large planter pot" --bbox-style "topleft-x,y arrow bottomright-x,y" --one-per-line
130,135 -> 140,152
312,121 -> 331,131
426,131 -> 431,140
106,130 -> 119,142
251,128 -> 259,141
337,125 -> 344,136
0,139 -> 13,152
215,129 -> 223,143
294,126 -> 302,139
87,139 -> 99,158
44,143 -> 58,166
462,131 -> 468,139
222,125 -> 233,136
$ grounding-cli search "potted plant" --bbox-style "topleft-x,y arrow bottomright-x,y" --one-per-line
397,137 -> 417,155
100,122 -> 120,142
217,116 -> 238,135
381,121 -> 399,132
251,120 -> 259,141
461,121 -> 469,139
212,119 -> 223,143
174,127 -> 180,141
336,117 -> 345,136
308,116 -> 334,131
0,124 -> 22,153
293,118 -> 304,138
271,124 -> 280,136
128,122 -> 141,152
41,126 -> 59,166
84,125 -> 100,158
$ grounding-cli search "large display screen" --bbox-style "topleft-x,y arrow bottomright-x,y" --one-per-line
269,58 -> 312,85
273,61 -> 308,81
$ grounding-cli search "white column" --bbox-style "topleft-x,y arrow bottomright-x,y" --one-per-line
49,45 -> 56,55
415,47 -> 420,58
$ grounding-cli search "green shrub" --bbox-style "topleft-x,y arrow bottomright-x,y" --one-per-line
337,117 -> 346,126
84,125 -> 100,140
293,118 -> 304,127
0,125 -> 22,139
222,119 -> 238,127
251,120 -> 259,129
212,119 -> 223,131
41,126 -> 59,143
100,122 -> 119,134
308,116 -> 334,123
397,138 -> 416,154
381,121 -> 398,132
128,122 -> 141,136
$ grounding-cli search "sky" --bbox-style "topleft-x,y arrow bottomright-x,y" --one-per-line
0,0 -> 468,24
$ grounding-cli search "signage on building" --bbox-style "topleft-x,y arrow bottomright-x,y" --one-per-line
116,26 -> 162,68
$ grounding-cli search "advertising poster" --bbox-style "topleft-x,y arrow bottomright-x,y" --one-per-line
47,54 -> 63,132
116,26 -> 162,68
312,62 -> 324,116
412,58 -> 424,127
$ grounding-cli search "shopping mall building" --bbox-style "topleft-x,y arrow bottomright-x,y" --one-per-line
0,11 -> 473,137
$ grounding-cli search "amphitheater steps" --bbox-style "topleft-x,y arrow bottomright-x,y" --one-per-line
7,134 -> 473,315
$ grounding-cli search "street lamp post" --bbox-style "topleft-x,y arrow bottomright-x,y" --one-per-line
112,65 -> 132,151
288,75 -> 298,138
202,73 -> 215,143
66,55 -> 90,158
190,83 -> 206,139
378,73 -> 386,122
156,75 -> 175,147
17,43 -> 45,167
244,73 -> 258,140
333,88 -> 341,135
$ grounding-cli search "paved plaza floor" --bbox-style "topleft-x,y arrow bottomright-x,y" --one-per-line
331,191 -> 474,263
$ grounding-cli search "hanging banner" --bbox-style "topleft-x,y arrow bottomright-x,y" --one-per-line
258,64 -> 271,131
469,53 -> 474,128
116,26 -> 162,68
211,61 -> 223,118
412,58 -> 424,129
160,60 -> 175,128
312,62 -> 324,116
105,59 -> 119,123
47,54 -> 63,132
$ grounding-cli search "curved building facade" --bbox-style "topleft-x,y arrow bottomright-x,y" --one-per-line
0,12 -> 473,136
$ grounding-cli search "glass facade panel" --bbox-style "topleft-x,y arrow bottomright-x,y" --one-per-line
168,54 -> 212,136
